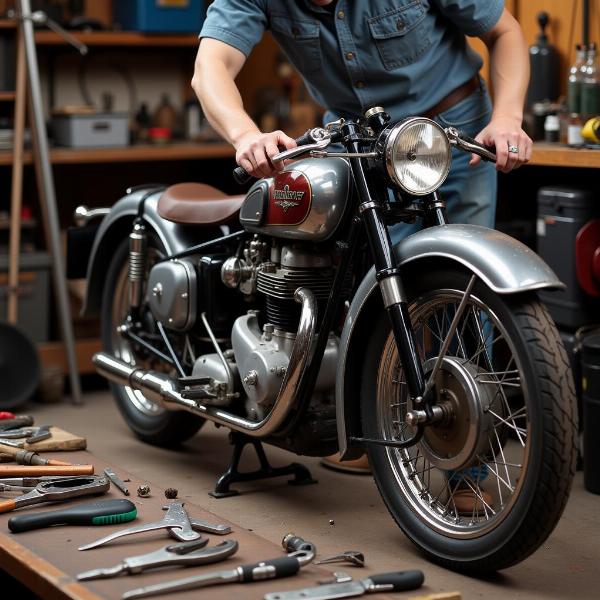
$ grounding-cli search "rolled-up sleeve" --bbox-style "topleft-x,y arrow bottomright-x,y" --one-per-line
431,0 -> 504,36
200,0 -> 268,57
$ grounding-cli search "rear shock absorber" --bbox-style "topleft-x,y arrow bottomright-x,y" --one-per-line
128,219 -> 147,313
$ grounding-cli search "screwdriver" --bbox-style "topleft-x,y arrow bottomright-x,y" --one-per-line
8,498 -> 137,533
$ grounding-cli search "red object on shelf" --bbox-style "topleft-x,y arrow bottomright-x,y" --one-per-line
21,206 -> 32,220
148,127 -> 172,143
576,219 -> 600,296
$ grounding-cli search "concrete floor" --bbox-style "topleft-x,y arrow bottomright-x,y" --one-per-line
32,389 -> 598,600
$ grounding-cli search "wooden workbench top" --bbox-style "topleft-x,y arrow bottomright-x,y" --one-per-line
0,449 -> 398,600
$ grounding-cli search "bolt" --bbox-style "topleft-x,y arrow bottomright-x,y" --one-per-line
152,283 -> 163,297
263,323 -> 274,341
243,370 -> 258,386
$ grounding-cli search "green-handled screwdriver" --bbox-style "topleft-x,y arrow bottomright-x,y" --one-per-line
8,499 -> 137,533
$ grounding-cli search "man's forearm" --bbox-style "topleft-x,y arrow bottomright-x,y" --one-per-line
487,28 -> 529,122
192,59 -> 259,145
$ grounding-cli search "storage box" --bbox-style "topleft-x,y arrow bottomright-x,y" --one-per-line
113,0 -> 205,33
0,252 -> 51,343
51,113 -> 129,148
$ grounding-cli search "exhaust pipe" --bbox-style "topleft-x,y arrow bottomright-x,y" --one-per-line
94,288 -> 316,437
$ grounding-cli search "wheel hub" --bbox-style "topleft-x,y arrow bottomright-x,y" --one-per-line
415,357 -> 497,471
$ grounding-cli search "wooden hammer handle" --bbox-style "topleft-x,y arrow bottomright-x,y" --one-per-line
0,465 -> 94,477
0,499 -> 17,514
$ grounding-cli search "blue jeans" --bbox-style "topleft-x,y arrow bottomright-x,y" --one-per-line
389,79 -> 497,244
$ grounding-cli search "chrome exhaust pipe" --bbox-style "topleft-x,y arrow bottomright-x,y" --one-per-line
93,288 -> 316,437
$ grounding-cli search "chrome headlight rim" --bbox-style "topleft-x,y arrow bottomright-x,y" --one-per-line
384,117 -> 451,196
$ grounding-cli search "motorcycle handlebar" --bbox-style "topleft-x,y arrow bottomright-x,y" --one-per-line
454,129 -> 497,163
232,130 -> 316,185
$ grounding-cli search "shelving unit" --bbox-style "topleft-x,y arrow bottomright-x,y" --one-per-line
34,29 -> 199,47
529,143 -> 600,169
0,141 -> 234,166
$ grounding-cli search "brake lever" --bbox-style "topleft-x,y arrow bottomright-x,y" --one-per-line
272,136 -> 332,162
445,126 -> 497,163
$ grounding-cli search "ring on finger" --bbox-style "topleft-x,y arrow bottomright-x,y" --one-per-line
508,145 -> 519,154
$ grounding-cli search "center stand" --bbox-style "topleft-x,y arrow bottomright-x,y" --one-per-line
209,431 -> 317,498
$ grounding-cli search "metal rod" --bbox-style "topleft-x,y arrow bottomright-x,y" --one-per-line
7,27 -> 26,325
422,274 -> 476,398
18,0 -> 82,404
156,322 -> 186,378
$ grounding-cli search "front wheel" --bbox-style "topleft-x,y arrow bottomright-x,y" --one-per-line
361,264 -> 577,573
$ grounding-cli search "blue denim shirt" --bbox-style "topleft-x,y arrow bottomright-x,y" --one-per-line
200,0 -> 504,122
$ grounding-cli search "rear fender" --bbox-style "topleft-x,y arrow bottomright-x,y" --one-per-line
336,224 -> 564,458
82,188 -> 209,317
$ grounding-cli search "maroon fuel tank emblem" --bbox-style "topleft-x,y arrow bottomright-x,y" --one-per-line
267,170 -> 312,226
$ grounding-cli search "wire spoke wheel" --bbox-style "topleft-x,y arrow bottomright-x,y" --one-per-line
378,288 -> 527,538
361,264 -> 577,572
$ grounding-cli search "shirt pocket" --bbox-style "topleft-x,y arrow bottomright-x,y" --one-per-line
270,15 -> 321,74
367,2 -> 431,71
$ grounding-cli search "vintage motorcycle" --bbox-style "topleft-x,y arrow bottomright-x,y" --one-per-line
71,108 -> 576,573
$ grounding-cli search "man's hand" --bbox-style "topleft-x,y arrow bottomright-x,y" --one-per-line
470,116 -> 532,173
235,130 -> 297,178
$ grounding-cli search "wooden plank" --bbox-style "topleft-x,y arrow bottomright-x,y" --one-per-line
38,338 -> 101,375
529,143 -> 600,168
0,142 -> 235,166
0,91 -> 16,101
34,30 -> 200,47
0,532 -> 102,600
0,19 -> 17,29
0,427 -> 87,453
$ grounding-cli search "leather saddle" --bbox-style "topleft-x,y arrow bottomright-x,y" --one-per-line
157,183 -> 245,226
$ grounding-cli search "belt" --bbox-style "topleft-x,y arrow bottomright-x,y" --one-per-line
422,75 -> 480,120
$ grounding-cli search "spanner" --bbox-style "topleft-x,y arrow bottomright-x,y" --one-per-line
79,502 -> 231,551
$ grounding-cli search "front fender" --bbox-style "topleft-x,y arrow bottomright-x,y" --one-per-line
335,224 -> 564,458
81,188 -> 204,317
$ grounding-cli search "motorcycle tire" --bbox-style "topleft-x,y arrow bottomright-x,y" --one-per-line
101,237 -> 204,447
360,263 -> 577,573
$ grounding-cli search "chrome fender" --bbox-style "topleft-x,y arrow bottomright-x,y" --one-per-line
81,188 -> 207,317
335,224 -> 564,458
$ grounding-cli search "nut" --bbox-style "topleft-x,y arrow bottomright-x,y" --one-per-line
329,519 -> 335,526
164,487 -> 178,499
137,484 -> 151,498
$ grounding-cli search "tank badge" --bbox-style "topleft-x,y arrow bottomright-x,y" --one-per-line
268,170 -> 312,226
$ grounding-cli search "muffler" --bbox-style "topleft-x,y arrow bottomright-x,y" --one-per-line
94,288 -> 316,437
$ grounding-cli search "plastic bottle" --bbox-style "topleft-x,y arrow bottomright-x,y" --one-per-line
581,42 -> 600,118
567,44 -> 587,114
544,114 -> 560,143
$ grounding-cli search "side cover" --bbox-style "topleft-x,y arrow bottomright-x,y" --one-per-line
335,223 -> 565,458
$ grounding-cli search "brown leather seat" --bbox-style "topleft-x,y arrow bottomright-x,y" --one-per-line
157,183 -> 245,225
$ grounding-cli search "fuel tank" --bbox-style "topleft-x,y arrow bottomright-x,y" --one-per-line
239,157 -> 351,242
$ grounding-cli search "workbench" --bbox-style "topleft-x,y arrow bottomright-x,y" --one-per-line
0,449 -> 402,600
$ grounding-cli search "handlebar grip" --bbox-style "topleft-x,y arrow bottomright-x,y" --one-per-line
233,166 -> 253,185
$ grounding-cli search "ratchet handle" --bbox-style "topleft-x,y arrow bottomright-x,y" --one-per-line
239,555 -> 301,582
8,499 -> 137,533
368,570 -> 424,592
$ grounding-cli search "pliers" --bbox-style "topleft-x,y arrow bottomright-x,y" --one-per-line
79,501 -> 231,551
0,475 -> 109,514
77,538 -> 239,580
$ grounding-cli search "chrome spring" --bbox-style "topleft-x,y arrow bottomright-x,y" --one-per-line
128,221 -> 147,308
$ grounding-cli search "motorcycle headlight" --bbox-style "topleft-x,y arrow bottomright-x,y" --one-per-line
383,118 -> 451,195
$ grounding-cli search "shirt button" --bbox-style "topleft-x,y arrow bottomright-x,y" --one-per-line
337,10 -> 345,19
355,80 -> 365,89
345,52 -> 354,60
396,19 -> 405,31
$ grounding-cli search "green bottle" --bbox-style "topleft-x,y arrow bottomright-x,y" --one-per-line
581,43 -> 600,118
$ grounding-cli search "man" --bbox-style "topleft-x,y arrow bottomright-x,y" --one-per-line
192,1 -> 531,480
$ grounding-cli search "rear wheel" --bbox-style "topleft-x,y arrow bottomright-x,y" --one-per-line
101,237 -> 204,446
361,265 -> 577,573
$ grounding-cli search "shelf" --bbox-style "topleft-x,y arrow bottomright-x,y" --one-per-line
0,141 -> 235,165
34,29 -> 200,48
0,19 -> 16,29
529,143 -> 600,169
0,91 -> 16,101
